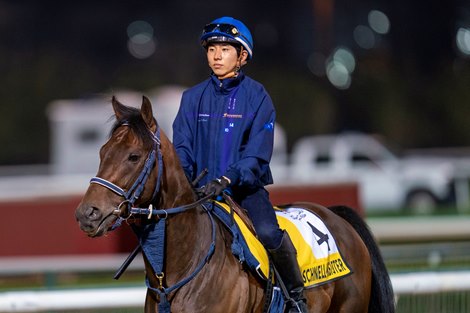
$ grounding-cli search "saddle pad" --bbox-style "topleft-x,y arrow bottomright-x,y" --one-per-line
215,202 -> 352,288
275,207 -> 352,287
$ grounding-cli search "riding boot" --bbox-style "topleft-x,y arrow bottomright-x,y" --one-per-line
268,231 -> 308,313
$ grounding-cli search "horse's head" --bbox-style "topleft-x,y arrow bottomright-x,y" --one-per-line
75,96 -> 162,237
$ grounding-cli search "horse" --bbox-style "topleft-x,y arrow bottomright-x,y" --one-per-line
75,96 -> 395,313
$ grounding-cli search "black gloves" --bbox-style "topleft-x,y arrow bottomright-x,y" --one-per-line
203,176 -> 230,197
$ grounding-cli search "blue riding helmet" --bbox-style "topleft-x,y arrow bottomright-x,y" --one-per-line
201,16 -> 254,59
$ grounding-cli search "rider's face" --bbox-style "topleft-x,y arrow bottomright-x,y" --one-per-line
206,43 -> 241,80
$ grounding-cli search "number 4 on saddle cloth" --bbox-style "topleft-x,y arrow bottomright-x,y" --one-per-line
209,199 -> 352,288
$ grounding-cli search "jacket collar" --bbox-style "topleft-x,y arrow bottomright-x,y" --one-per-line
210,71 -> 244,94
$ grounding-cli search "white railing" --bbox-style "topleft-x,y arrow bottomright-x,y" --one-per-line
392,271 -> 470,294
0,287 -> 145,312
1,271 -> 470,312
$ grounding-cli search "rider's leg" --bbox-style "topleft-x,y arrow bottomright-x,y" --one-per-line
234,187 -> 307,313
268,231 -> 308,313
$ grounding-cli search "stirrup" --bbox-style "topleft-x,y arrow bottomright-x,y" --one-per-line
286,298 -> 308,313
285,288 -> 307,313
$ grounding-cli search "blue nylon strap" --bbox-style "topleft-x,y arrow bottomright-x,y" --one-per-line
129,193 -> 214,217
156,292 -> 171,313
125,149 -> 157,204
124,128 -> 161,205
110,217 -> 124,231
152,135 -> 163,201
140,218 -> 166,276
132,219 -> 168,310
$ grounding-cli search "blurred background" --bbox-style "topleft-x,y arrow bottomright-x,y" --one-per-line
1,0 -> 470,166
1,0 -> 470,312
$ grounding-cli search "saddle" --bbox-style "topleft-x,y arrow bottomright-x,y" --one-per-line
211,195 -> 353,288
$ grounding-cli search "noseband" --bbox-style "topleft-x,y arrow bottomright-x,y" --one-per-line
89,124 -> 163,229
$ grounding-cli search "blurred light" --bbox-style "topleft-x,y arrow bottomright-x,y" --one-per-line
354,25 -> 375,49
127,20 -> 156,59
127,20 -> 154,38
324,46 -> 355,89
128,37 -> 157,59
307,52 -> 326,76
326,61 -> 351,90
368,10 -> 390,35
332,47 -> 356,73
456,27 -> 470,56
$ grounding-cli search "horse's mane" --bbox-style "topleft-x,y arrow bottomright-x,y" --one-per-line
109,104 -> 157,149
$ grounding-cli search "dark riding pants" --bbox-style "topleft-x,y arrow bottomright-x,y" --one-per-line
232,186 -> 284,249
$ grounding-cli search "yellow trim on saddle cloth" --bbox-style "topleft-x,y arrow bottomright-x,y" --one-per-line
215,201 -> 271,278
215,202 -> 352,288
275,208 -> 352,287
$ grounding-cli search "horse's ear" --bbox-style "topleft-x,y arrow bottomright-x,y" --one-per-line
141,96 -> 156,130
112,96 -> 126,121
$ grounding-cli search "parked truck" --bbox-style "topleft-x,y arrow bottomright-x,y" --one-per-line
289,133 -> 470,214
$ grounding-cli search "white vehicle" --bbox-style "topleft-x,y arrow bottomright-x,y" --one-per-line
289,133 -> 462,214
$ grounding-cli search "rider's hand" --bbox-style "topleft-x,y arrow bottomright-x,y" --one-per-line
203,176 -> 230,197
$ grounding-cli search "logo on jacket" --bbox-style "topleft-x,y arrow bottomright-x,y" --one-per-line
223,113 -> 243,119
264,122 -> 274,130
198,113 -> 210,122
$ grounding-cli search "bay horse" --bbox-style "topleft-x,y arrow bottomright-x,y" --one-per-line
75,96 -> 395,313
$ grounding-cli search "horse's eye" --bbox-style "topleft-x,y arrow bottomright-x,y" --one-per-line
128,153 -> 140,163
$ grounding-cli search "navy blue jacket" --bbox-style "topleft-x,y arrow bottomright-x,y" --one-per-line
172,71 -> 275,188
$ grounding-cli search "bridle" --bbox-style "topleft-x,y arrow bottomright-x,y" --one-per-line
86,121 -> 216,313
88,123 -> 213,222
89,123 -> 164,229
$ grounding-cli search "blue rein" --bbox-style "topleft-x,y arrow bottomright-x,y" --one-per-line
87,124 -> 216,313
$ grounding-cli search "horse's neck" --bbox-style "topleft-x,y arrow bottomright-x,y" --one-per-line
145,141 -> 242,300
165,207 -> 212,271
157,138 -> 196,208
155,140 -> 213,281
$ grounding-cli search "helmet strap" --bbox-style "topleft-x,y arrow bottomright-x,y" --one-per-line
235,46 -> 247,74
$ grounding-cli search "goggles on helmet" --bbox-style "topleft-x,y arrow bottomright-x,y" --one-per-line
201,18 -> 254,59
202,23 -> 241,37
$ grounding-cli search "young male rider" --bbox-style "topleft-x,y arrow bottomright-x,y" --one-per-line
172,16 -> 307,312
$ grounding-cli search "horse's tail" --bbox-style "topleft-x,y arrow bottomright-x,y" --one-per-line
328,205 -> 395,313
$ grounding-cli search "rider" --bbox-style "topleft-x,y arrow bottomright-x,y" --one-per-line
172,16 -> 307,313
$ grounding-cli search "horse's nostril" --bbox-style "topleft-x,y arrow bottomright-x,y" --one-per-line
85,206 -> 100,220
